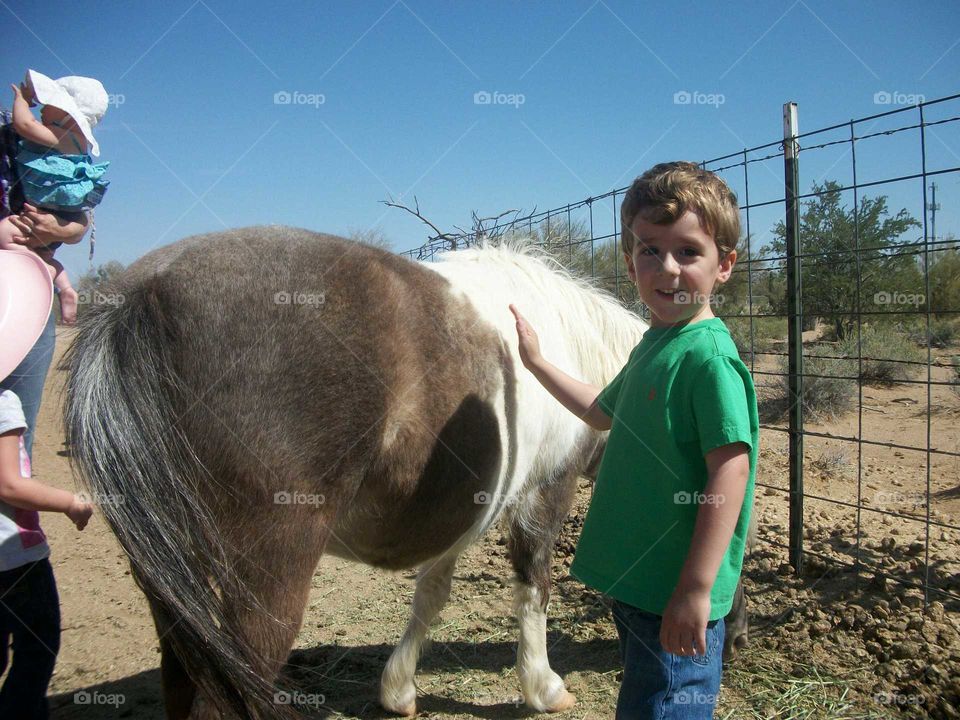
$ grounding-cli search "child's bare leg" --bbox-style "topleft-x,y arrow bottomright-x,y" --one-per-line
37,251 -> 79,325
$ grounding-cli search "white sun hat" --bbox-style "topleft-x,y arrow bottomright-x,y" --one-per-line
24,69 -> 109,157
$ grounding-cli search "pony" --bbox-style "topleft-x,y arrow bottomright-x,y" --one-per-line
65,227 -> 749,719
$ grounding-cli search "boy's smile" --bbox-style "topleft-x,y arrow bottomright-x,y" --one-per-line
625,210 -> 736,328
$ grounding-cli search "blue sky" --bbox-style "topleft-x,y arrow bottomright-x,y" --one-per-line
2,0 -> 958,281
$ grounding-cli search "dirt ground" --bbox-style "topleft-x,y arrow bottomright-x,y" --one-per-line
15,329 -> 960,719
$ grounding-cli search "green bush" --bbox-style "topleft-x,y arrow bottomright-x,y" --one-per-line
724,316 -> 786,361
906,319 -> 957,349
840,325 -> 923,385
771,347 -> 856,422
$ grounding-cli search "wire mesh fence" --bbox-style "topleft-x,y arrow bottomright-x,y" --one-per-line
401,93 -> 960,609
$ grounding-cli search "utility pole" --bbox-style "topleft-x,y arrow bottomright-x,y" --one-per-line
927,182 -> 940,244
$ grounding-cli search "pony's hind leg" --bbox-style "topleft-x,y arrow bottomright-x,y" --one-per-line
507,475 -> 579,713
147,601 -> 197,720
380,552 -> 459,716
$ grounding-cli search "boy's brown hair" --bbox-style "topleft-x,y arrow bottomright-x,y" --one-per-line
620,161 -> 740,257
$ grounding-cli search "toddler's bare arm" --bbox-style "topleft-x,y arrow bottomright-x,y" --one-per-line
0,431 -> 93,529
10,83 -> 59,147
510,304 -> 611,431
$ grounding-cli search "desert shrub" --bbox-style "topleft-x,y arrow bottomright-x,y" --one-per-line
725,316 -> 786,363
840,325 -> 923,385
772,347 -> 857,421
906,319 -> 957,349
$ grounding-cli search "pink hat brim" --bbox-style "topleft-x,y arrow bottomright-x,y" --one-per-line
0,248 -> 54,381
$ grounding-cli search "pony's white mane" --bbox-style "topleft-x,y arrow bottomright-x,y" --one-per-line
435,236 -> 646,387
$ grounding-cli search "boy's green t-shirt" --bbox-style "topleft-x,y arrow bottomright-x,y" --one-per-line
570,317 -> 758,620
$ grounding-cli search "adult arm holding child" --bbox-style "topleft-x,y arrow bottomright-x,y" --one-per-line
509,304 -> 612,432
0,431 -> 93,530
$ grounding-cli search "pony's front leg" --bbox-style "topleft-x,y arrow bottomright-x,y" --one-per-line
513,580 -> 577,712
507,476 -> 579,713
381,552 -> 459,716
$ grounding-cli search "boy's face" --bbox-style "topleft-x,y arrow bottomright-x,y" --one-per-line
625,210 -> 736,328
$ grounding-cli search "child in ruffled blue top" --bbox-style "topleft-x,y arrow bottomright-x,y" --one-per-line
0,70 -> 110,324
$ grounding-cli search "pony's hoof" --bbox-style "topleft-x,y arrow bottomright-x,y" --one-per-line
381,687 -> 417,717
544,689 -> 577,713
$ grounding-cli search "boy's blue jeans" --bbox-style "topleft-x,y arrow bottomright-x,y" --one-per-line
611,600 -> 725,720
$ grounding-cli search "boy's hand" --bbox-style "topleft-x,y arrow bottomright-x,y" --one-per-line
660,584 -> 712,657
509,304 -> 543,370
66,495 -> 94,531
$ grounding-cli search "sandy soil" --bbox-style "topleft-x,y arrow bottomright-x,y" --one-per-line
12,329 -> 960,719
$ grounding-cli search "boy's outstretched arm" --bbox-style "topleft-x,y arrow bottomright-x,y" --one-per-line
0,431 -> 93,530
509,304 -> 611,431
660,442 -> 750,657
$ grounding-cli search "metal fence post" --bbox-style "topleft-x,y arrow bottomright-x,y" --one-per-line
783,102 -> 804,574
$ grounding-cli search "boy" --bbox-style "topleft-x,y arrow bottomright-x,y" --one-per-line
510,161 -> 757,719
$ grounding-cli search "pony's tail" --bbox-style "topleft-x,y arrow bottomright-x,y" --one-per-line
64,284 -> 297,719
